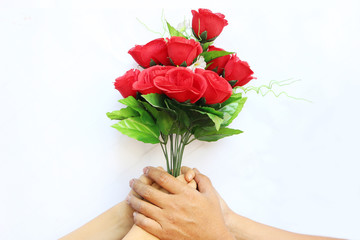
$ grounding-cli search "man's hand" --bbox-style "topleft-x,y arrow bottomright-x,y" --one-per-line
127,167 -> 234,240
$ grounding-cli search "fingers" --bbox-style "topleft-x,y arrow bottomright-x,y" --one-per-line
181,166 -> 195,182
130,178 -> 169,207
193,168 -> 213,194
128,174 -> 153,199
188,179 -> 197,189
143,166 -> 187,194
133,212 -> 162,237
127,194 -> 161,220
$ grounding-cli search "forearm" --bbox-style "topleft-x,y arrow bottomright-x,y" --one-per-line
225,210 -> 343,240
60,201 -> 133,240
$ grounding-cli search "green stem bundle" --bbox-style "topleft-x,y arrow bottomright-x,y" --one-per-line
160,131 -> 192,177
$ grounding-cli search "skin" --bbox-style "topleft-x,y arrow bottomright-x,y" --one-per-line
128,166 -> 235,240
129,167 -> 344,240
59,167 -> 196,240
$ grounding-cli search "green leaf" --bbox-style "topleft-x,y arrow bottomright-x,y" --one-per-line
119,96 -> 155,126
112,117 -> 160,144
167,21 -> 187,38
106,107 -> 139,120
221,92 -> 243,106
200,50 -> 234,63
199,31 -> 207,42
165,98 -> 190,129
156,111 -> 175,135
194,126 -> 243,142
179,61 -> 187,67
228,80 -> 238,87
192,109 -> 223,130
207,113 -> 223,131
142,93 -> 167,108
150,59 -> 157,67
219,97 -> 247,127
178,109 -> 190,128
141,101 -> 159,119
210,66 -> 219,73
194,106 -> 224,118
201,41 -> 213,51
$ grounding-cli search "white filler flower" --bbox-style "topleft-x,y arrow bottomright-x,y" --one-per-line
187,56 -> 206,71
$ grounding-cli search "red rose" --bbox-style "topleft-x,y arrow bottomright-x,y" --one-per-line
133,66 -> 174,95
128,38 -> 170,68
154,67 -> 207,103
191,8 -> 228,41
114,69 -> 140,98
206,46 -> 231,75
224,55 -> 255,87
167,36 -> 203,66
195,68 -> 232,104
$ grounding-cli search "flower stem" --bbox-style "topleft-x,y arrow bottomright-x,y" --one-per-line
161,130 -> 193,177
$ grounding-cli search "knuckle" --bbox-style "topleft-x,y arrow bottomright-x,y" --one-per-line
134,214 -> 145,226
135,201 -> 144,213
142,186 -> 152,199
165,212 -> 176,224
158,172 -> 169,185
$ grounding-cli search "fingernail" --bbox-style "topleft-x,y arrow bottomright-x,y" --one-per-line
143,167 -> 149,175
186,173 -> 194,181
129,179 -> 135,187
133,211 -> 137,217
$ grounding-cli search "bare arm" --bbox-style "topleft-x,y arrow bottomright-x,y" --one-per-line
128,166 -> 235,240
59,167 -> 196,240
59,173 -> 155,240
130,167 -> 344,240
225,210 -> 343,240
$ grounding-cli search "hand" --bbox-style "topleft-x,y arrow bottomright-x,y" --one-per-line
127,167 -> 234,240
129,166 -> 196,194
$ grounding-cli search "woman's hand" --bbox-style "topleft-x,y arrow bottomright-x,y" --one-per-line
127,166 -> 235,240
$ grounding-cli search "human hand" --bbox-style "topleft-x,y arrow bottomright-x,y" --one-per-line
129,166 -> 196,196
127,167 -> 235,240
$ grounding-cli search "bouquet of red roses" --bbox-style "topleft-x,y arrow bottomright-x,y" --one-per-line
107,9 -> 255,177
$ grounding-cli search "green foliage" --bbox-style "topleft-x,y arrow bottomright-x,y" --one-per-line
166,21 -> 187,38
157,111 -> 175,135
119,96 -> 155,126
107,93 -> 246,144
106,107 -> 139,120
194,126 -> 243,142
200,50 -> 233,63
201,41 -> 213,52
150,59 -> 157,67
219,95 -> 247,127
112,117 -> 160,144
142,93 -> 167,108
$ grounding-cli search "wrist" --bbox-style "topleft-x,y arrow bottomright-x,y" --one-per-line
224,210 -> 251,240
221,228 -> 236,240
223,209 -> 236,231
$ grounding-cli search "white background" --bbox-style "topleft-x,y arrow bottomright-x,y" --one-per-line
1,0 -> 360,239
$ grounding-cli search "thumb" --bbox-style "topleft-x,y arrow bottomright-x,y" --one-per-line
194,168 -> 213,194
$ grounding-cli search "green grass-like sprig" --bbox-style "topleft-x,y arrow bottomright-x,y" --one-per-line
237,79 -> 312,103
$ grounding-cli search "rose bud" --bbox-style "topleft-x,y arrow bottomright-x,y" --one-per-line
114,69 -> 140,98
191,8 -> 228,42
133,66 -> 174,95
128,38 -> 170,68
206,46 -> 231,75
224,55 -> 255,87
167,36 -> 203,66
195,68 -> 232,104
154,67 -> 207,103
